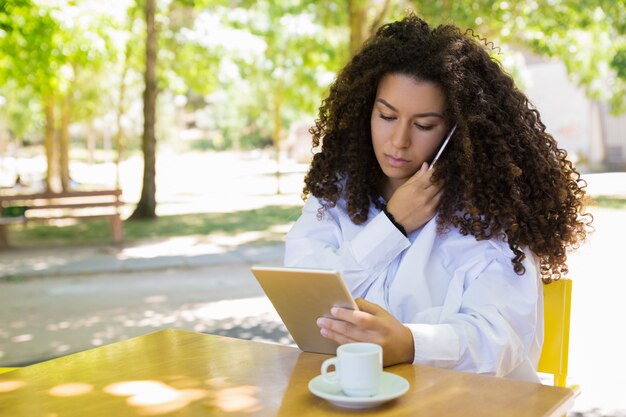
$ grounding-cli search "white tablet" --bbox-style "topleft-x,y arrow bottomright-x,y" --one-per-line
251,266 -> 358,354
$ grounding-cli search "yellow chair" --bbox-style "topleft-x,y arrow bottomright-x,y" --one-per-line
537,278 -> 572,387
0,368 -> 18,374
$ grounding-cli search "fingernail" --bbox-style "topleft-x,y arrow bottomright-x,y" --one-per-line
320,328 -> 329,336
330,307 -> 339,315
317,317 -> 326,326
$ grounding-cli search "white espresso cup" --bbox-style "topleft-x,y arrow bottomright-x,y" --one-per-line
321,342 -> 383,397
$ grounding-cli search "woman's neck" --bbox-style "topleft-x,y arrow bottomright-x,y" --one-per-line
380,178 -> 405,202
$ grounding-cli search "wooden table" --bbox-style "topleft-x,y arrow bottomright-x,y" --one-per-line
0,329 -> 574,416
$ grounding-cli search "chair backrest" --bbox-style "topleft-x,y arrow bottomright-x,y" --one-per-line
537,278 -> 572,387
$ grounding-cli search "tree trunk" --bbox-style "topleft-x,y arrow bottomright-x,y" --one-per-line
114,82 -> 127,190
59,93 -> 71,191
369,0 -> 391,35
43,95 -> 58,192
130,0 -> 158,220
272,93 -> 283,195
348,0 -> 368,57
347,0 -> 391,57
114,5 -> 138,189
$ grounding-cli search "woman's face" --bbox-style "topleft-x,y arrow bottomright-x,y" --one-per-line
371,73 -> 449,197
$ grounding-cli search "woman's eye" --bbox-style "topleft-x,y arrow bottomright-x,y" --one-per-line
379,113 -> 395,121
415,124 -> 434,131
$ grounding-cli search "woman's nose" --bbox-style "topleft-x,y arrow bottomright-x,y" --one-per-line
391,123 -> 410,148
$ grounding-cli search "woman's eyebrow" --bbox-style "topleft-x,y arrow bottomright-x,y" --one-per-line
376,98 -> 444,118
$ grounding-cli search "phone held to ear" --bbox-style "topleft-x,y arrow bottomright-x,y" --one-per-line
428,124 -> 457,171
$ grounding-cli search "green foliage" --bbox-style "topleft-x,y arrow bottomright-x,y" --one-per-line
412,0 -> 626,114
239,131 -> 273,150
0,0 -> 624,159
0,80 -> 42,143
0,0 -> 60,96
0,0 -> 132,148
159,2 -> 221,95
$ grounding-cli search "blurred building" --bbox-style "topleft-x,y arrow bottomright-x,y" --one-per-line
523,54 -> 626,172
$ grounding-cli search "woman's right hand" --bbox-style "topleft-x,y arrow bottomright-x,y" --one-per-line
385,162 -> 443,234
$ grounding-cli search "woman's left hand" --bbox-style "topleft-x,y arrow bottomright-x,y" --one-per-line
316,298 -> 415,367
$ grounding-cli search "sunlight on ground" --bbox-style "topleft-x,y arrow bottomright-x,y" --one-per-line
192,297 -> 277,321
118,236 -> 229,259
10,334 -> 33,343
0,224 -> 291,278
117,227 -> 290,259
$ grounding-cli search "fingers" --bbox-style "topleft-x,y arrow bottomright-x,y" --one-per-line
431,186 -> 444,204
319,326 -> 359,345
316,300 -> 383,342
423,182 -> 444,204
317,316 -> 365,342
414,162 -> 428,177
408,163 -> 443,191
423,176 -> 443,192
331,299 -> 385,324
406,162 -> 428,184
316,302 -> 416,366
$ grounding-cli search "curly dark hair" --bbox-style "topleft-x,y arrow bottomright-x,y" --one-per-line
303,13 -> 592,283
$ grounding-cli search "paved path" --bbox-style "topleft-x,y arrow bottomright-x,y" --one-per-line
0,239 -> 287,280
0,242 -> 289,366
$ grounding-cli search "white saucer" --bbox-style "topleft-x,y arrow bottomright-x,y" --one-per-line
308,371 -> 409,409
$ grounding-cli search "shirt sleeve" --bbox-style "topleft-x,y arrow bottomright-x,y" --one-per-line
405,249 -> 541,377
284,197 -> 410,296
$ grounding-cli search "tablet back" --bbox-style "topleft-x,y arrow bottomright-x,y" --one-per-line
251,266 -> 358,355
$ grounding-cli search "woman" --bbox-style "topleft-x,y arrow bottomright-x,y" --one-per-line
284,13 -> 591,381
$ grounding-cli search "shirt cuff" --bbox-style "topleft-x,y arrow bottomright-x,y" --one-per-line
405,323 -> 461,367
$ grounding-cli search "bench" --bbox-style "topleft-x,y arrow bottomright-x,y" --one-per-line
0,189 -> 124,249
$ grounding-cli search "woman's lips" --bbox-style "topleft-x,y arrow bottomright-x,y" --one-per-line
385,154 -> 409,167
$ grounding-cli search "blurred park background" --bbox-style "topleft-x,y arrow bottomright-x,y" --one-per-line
1,0 -> 626,416
1,0 -> 625,202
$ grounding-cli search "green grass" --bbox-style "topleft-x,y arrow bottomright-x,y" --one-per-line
7,196 -> 623,249
586,195 -> 626,210
7,205 -> 302,248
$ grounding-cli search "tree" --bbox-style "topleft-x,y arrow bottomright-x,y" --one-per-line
0,0 -> 124,191
406,0 -> 625,113
0,0 -> 60,190
207,1 -> 349,193
54,3 -> 118,190
113,4 -> 141,189
130,0 -> 158,219
347,0 -> 392,57
2,0 -> 622,203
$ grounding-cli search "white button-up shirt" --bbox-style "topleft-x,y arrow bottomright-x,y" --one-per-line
285,196 -> 543,382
